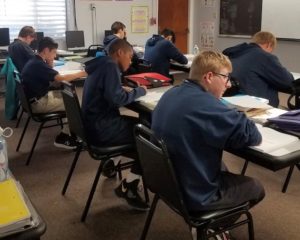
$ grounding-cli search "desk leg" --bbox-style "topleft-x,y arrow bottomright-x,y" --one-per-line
282,165 -> 295,193
241,160 -> 249,175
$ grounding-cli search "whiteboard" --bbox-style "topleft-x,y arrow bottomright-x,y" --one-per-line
261,0 -> 300,39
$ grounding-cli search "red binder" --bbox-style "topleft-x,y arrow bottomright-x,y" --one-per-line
124,72 -> 172,88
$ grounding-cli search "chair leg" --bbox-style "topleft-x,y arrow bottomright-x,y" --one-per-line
196,228 -> 206,240
62,146 -> 82,195
140,194 -> 159,240
15,109 -> 24,128
246,211 -> 254,240
16,116 -> 31,152
25,122 -> 45,166
141,176 -> 149,203
282,165 -> 295,193
241,160 -> 249,175
81,160 -> 105,222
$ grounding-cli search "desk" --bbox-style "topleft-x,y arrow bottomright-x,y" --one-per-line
128,86 -> 300,193
170,54 -> 193,73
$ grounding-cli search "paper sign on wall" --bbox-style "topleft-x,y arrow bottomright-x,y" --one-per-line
131,6 -> 149,33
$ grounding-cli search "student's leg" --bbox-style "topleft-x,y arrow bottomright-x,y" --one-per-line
205,172 -> 265,210
30,90 -> 76,149
112,116 -> 149,210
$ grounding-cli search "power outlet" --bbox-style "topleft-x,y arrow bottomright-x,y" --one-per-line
90,3 -> 96,10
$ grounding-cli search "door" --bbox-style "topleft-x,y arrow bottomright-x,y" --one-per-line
158,0 -> 189,53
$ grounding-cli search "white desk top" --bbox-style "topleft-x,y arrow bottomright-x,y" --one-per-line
135,86 -> 172,110
291,72 -> 300,80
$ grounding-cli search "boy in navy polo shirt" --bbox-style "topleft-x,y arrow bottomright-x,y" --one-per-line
22,37 -> 87,149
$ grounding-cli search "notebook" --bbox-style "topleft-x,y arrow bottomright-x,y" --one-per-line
0,179 -> 32,235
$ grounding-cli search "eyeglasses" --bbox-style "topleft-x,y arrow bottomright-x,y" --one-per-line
212,72 -> 231,84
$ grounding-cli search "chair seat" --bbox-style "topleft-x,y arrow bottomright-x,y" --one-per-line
32,111 -> 66,122
89,143 -> 135,159
189,201 -> 249,222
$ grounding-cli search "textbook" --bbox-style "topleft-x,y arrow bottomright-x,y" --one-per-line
222,95 -> 272,117
124,72 -> 172,89
0,178 -> 32,235
250,124 -> 300,156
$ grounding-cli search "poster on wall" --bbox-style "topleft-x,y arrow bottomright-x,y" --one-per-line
200,21 -> 215,49
131,6 -> 149,33
200,0 -> 216,7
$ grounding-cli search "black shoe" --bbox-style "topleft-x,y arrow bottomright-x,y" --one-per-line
54,133 -> 77,150
115,179 -> 149,211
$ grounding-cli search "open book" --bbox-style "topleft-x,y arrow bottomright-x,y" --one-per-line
222,95 -> 272,117
250,124 -> 300,156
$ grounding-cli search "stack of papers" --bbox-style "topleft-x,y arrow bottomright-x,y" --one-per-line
222,95 -> 272,117
0,179 -> 32,236
250,124 -> 300,156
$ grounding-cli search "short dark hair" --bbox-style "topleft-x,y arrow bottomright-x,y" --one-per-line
111,21 -> 126,34
161,28 -> 176,43
38,37 -> 58,53
108,39 -> 132,55
18,26 -> 35,38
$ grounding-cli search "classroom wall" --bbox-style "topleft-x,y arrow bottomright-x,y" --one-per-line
190,0 -> 300,72
74,0 -> 158,47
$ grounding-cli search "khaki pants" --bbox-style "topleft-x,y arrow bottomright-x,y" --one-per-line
31,90 -> 69,133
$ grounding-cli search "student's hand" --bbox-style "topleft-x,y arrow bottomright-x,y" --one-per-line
79,70 -> 87,78
122,86 -> 133,92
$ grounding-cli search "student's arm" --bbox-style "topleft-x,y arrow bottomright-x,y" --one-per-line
261,54 -> 294,90
54,70 -> 87,82
200,102 -> 262,149
102,63 -> 146,106
166,42 -> 188,64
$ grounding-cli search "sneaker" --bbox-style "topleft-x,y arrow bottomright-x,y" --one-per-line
207,229 -> 236,240
54,132 -> 77,150
115,179 -> 150,211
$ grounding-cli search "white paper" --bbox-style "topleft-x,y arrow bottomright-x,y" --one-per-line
250,124 -> 300,155
222,95 -> 271,111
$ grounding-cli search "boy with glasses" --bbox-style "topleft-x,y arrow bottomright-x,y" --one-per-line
152,50 -> 265,238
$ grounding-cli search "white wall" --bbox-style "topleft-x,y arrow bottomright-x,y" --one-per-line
75,0 -> 158,47
189,0 -> 300,72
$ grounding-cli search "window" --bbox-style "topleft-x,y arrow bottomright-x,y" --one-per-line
0,0 -> 66,40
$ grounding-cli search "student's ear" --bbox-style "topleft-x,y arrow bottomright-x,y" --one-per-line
205,72 -> 213,85
166,35 -> 172,42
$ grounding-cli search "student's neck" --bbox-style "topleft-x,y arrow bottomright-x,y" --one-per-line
38,53 -> 47,62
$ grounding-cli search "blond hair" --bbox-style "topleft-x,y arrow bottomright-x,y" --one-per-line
252,31 -> 277,48
189,50 -> 232,82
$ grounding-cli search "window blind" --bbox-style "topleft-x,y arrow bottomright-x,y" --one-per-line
0,0 -> 66,40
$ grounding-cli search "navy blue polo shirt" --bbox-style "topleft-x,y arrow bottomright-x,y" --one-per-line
22,55 -> 58,99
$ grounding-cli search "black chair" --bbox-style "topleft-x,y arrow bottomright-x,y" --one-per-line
136,59 -> 152,74
134,124 -> 255,240
14,71 -> 66,166
60,81 -> 139,222
86,44 -> 104,57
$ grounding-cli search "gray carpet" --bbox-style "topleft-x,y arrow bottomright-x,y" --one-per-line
1,88 -> 300,240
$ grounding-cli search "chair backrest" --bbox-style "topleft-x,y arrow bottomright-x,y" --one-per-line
14,71 -> 34,116
87,44 -> 105,57
136,59 -> 152,73
134,124 -> 190,220
61,81 -> 87,143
